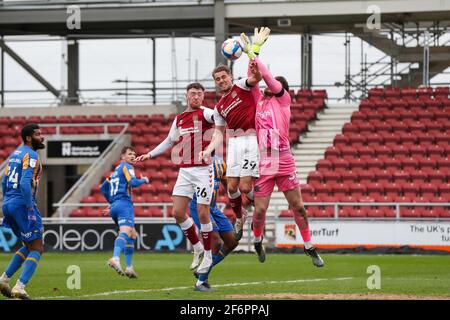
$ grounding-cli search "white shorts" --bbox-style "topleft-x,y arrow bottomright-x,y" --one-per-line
172,165 -> 214,205
226,135 -> 260,178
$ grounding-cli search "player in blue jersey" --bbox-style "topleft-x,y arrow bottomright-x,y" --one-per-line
189,156 -> 239,292
0,124 -> 45,300
100,146 -> 149,279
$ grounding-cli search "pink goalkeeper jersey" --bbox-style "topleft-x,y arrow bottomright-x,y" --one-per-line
255,89 -> 296,176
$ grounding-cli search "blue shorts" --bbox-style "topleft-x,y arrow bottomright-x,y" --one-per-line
2,201 -> 43,242
189,201 -> 233,233
110,200 -> 134,228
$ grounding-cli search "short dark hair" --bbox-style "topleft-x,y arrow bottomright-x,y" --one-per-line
275,76 -> 289,92
21,123 -> 40,143
212,64 -> 231,78
186,82 -> 205,92
121,146 -> 135,155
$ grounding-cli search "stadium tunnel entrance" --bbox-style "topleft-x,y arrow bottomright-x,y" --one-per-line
38,164 -> 85,217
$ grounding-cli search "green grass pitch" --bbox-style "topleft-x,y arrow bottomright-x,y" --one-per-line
1,252 -> 449,300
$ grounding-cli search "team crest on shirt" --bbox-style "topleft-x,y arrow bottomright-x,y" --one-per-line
231,91 -> 237,98
180,119 -> 183,125
29,159 -> 37,168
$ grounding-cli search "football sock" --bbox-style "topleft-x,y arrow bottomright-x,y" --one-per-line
293,210 -> 313,248
124,235 -> 135,268
228,190 -> 242,218
180,218 -> 202,247
18,251 -> 41,285
252,213 -> 266,239
113,232 -> 128,259
201,222 -> 213,252
5,246 -> 29,278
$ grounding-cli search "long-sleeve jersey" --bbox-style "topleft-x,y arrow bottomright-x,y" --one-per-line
148,106 -> 215,167
3,145 -> 42,209
100,161 -> 146,204
253,57 -> 296,175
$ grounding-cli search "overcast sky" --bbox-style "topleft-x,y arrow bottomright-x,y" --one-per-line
2,34 -> 449,106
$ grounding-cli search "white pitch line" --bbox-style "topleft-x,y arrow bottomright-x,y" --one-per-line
36,277 -> 354,300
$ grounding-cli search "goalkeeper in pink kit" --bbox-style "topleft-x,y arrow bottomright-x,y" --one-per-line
241,30 -> 324,267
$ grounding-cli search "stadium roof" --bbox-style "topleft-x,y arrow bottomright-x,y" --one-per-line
0,0 -> 449,37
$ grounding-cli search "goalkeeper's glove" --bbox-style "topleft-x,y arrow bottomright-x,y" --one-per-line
252,27 -> 271,55
240,32 -> 256,60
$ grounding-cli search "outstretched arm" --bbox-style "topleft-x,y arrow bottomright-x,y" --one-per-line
123,165 -> 149,188
135,118 -> 178,162
254,56 -> 283,95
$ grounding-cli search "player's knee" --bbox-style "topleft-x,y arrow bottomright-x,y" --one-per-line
294,204 -> 308,218
173,210 -> 187,223
254,205 -> 266,217
129,230 -> 137,239
228,184 -> 239,195
32,245 -> 44,255
229,239 -> 238,251
239,183 -> 252,195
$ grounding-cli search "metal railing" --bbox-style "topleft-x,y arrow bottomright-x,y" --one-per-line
52,202 -> 227,218
299,202 -> 450,220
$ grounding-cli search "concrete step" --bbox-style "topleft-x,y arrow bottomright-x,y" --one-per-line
294,154 -> 324,161
305,131 -> 337,138
314,119 -> 348,126
293,148 -> 325,155
327,103 -> 360,108
300,137 -> 334,144
270,198 -> 290,206
309,126 -> 344,132
324,108 -> 359,114
298,166 -> 315,171
317,114 -> 353,120
271,193 -> 286,200
295,143 -> 330,149
295,161 -> 317,167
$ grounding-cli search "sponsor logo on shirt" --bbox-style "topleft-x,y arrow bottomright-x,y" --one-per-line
179,126 -> 200,135
256,110 -> 272,118
221,97 -> 242,117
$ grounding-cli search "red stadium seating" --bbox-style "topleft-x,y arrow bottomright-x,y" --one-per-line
301,86 -> 450,219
